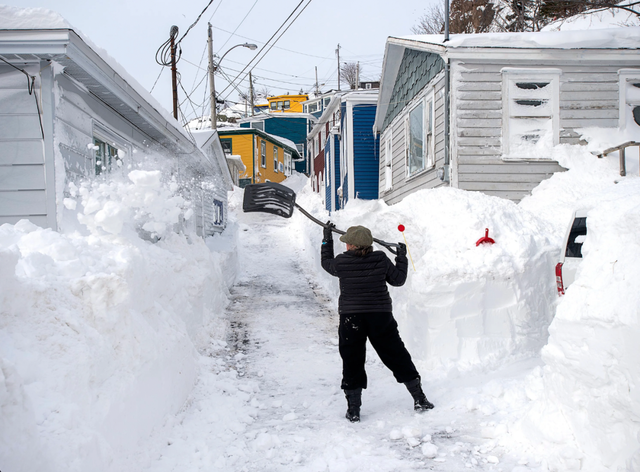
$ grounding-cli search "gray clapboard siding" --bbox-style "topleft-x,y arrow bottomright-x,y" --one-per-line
0,116 -> 43,139
0,89 -> 38,112
0,190 -> 47,215
460,181 -> 541,192
0,141 -> 44,165
459,163 -> 564,174
0,165 -> 45,190
59,144 -> 93,178
457,82 -> 502,92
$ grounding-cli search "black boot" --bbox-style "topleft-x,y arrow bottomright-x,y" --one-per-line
344,388 -> 362,422
404,377 -> 434,412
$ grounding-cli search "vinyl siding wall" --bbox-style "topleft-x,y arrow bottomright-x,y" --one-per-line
450,61 -> 626,201
0,64 -> 49,226
380,71 -> 447,205
352,104 -> 379,200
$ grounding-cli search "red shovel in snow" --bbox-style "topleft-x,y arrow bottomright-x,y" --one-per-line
476,228 -> 495,246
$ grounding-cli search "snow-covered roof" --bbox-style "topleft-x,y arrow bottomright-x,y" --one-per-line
0,6 -> 194,155
395,26 -> 640,50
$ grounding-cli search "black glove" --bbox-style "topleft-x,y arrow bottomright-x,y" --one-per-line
396,243 -> 407,257
323,221 -> 335,242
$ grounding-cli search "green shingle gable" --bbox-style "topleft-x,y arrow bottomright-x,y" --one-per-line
382,49 -> 445,130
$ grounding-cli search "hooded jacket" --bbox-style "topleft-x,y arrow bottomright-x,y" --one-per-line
321,242 -> 408,314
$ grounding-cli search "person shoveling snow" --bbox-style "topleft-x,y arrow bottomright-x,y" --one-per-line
320,224 -> 435,422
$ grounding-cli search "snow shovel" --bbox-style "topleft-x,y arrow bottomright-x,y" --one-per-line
242,182 -> 400,252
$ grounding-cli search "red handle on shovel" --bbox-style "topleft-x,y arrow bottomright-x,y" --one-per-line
476,228 -> 495,246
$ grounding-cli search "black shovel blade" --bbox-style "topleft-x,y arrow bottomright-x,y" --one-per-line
242,182 -> 296,218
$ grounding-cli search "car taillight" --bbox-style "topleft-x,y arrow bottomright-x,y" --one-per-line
555,262 -> 565,296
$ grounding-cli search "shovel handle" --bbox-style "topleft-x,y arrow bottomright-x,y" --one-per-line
294,204 -> 400,251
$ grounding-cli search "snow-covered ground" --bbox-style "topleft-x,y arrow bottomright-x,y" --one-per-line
2,4 -> 640,471
2,124 -> 640,471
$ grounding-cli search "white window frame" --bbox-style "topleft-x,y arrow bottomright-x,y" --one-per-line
261,141 -> 266,168
619,69 -> 640,130
404,91 -> 435,179
501,68 -> 561,160
92,122 -> 132,176
284,151 -> 292,176
383,131 -> 393,191
273,146 -> 279,172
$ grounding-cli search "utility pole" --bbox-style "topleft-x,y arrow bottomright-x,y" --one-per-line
336,43 -> 341,91
170,25 -> 179,120
207,23 -> 217,129
249,71 -> 255,116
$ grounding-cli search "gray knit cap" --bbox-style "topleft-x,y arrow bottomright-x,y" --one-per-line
339,225 -> 373,247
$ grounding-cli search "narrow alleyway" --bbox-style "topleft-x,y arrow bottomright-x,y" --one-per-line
127,211 -> 533,472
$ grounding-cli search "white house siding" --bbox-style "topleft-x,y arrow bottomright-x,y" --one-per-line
0,64 -> 49,227
380,72 -> 447,206
451,61 -> 626,201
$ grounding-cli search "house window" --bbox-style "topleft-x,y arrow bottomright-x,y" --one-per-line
277,101 -> 284,110
502,68 -> 560,158
220,138 -> 232,154
270,102 -> 277,110
273,147 -> 279,172
384,133 -> 393,191
619,70 -> 640,129
284,100 -> 290,109
250,121 -> 264,131
427,97 -> 435,168
92,124 -> 130,176
261,141 -> 266,168
284,151 -> 292,176
212,199 -> 224,226
308,101 -> 319,113
406,102 -> 425,176
93,138 -> 122,176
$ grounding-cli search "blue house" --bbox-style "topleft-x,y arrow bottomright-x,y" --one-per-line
311,91 -> 379,212
238,112 -> 317,175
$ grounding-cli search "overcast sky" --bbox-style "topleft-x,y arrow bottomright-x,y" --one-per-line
5,0 -> 437,122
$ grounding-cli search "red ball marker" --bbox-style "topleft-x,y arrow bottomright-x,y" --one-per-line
398,224 -> 405,232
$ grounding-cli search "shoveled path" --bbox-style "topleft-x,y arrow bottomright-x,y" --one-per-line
129,210 -> 533,472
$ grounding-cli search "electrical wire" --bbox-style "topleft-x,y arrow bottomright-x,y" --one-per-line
213,25 -> 334,60
0,56 -> 45,139
215,0 -> 260,54
220,0 -> 313,99
177,0 -> 217,46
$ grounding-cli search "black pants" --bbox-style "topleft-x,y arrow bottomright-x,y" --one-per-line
339,311 -> 419,390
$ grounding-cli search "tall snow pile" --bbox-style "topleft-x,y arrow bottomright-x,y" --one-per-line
287,124 -> 640,469
290,174 -> 557,376
512,181 -> 640,471
0,170 -> 236,472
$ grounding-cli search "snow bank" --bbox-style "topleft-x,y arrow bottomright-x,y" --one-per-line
0,171 -> 237,472
290,175 -> 557,377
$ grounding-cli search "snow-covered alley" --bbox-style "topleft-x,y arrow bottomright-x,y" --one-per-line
122,208 -> 537,472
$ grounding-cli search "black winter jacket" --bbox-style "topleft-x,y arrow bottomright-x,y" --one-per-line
321,241 -> 408,314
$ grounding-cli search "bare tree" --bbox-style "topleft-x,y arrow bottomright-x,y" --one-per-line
257,85 -> 273,100
450,0 -> 499,32
411,3 -> 447,33
412,0 -> 499,34
340,62 -> 362,90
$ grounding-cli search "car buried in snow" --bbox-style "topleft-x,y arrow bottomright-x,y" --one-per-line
556,209 -> 588,295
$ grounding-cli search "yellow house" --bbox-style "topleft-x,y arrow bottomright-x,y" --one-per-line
217,128 -> 301,187
266,94 -> 308,113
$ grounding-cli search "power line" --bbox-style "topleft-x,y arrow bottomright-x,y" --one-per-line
177,0 -> 218,45
213,25 -> 333,60
220,0 -> 313,99
215,0 -> 260,54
